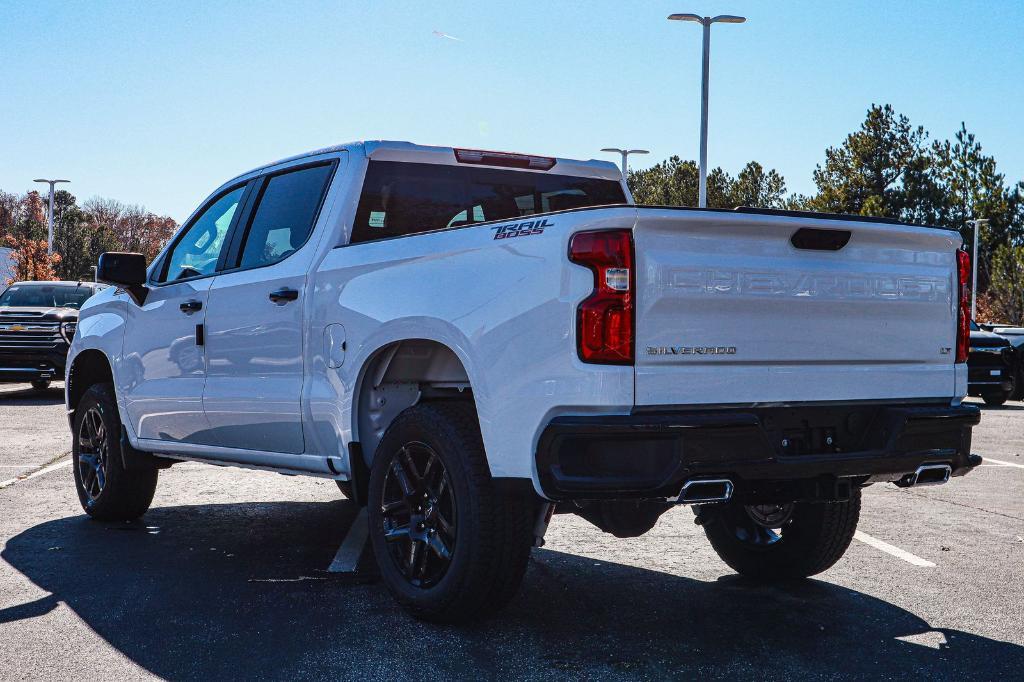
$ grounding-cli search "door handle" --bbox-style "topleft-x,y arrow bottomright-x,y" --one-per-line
179,300 -> 203,314
269,288 -> 299,304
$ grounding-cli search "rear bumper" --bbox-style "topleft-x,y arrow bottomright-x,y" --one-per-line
0,349 -> 68,384
535,402 -> 981,500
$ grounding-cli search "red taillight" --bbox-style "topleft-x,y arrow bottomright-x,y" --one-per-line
569,229 -> 634,364
956,249 -> 971,364
453,148 -> 556,171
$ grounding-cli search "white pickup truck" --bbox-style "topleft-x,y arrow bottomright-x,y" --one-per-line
67,141 -> 981,622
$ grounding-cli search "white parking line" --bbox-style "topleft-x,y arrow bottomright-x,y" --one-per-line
328,507 -> 369,573
983,458 -> 1024,469
854,530 -> 936,567
0,459 -> 72,490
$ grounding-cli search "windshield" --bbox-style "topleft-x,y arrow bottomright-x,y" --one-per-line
0,284 -> 99,309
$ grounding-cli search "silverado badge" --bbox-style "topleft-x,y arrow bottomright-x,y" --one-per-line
646,346 -> 737,355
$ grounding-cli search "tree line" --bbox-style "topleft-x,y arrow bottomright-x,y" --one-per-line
2,104 -> 1021,322
0,189 -> 177,283
629,104 -> 1024,324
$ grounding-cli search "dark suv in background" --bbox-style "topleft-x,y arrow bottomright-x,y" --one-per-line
0,281 -> 104,390
968,321 -> 1016,405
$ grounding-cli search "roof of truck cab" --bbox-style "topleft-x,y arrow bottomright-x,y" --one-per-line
233,140 -> 623,182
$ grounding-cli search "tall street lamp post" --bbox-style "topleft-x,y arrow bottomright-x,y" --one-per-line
33,178 -> 70,254
966,218 -> 989,319
600,148 -> 649,179
668,13 -> 745,208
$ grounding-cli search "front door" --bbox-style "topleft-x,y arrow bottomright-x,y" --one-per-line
122,184 -> 246,444
202,161 -> 337,454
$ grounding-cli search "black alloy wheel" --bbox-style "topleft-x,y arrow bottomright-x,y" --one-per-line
379,441 -> 457,588
736,503 -> 796,546
77,405 -> 109,504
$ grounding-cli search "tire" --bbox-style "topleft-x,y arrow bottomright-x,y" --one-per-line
335,480 -> 353,498
698,488 -> 861,581
367,401 -> 534,623
30,379 -> 51,391
983,392 -> 1008,406
72,383 -> 158,521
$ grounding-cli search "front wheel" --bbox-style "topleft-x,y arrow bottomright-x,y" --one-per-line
697,488 -> 861,580
367,401 -> 534,623
73,383 -> 158,521
30,379 -> 51,391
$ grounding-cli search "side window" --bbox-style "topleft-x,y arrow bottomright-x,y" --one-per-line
235,164 -> 334,270
159,186 -> 244,283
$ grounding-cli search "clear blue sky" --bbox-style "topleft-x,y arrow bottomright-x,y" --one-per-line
2,1 -> 1021,222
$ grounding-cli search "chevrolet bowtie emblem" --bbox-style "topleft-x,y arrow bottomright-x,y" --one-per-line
9,325 -> 25,331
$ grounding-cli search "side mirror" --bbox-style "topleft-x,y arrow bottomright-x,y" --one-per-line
97,252 -> 149,305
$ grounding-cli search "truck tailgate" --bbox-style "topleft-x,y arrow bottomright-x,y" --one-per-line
633,209 -> 960,406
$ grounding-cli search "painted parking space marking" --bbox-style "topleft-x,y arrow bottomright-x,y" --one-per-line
0,458 -> 71,490
854,530 -> 936,567
328,507 -> 369,573
983,458 -> 1024,469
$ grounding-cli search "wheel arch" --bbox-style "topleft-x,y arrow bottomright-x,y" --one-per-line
66,349 -> 114,429
352,337 -> 477,468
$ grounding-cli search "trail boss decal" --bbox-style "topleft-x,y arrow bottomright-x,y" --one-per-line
491,218 -> 553,240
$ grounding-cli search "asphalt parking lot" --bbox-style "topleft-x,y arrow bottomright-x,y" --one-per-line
1,384 -> 1022,680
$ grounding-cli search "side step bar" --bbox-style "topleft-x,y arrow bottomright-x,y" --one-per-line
672,478 -> 734,505
896,463 -> 952,488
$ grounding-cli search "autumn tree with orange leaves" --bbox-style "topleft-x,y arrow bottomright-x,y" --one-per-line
0,188 -> 177,283
3,234 -> 60,284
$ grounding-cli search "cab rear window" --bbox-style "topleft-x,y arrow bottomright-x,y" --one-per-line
350,161 -> 625,244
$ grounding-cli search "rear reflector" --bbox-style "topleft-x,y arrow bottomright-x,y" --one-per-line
569,229 -> 634,364
454,148 -> 556,171
956,249 -> 971,364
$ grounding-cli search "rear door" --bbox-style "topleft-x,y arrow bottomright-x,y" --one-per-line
632,209 -> 960,407
201,159 -> 339,454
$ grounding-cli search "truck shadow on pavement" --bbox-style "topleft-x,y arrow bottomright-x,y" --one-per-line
0,385 -> 65,406
3,500 -> 1022,680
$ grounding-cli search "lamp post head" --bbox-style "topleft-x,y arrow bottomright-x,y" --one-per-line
600,148 -> 649,156
668,13 -> 746,25
33,179 -> 70,185
668,13 -> 704,23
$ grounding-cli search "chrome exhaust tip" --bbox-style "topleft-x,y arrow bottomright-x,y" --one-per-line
897,463 -> 952,488
674,478 -> 734,504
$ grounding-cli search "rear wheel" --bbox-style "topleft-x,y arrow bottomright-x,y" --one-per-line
367,402 -> 534,622
983,392 -> 1009,406
30,379 -> 50,391
73,383 -> 158,521
697,488 -> 861,580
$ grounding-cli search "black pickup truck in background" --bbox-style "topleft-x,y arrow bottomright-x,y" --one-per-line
0,281 -> 105,390
968,321 -> 1016,405
979,322 -> 1024,401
